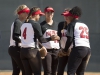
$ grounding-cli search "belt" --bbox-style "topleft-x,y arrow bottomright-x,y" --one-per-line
47,48 -> 58,50
10,45 -> 16,47
21,47 -> 35,49
10,45 -> 21,48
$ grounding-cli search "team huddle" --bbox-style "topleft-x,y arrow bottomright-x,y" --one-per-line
8,4 -> 91,75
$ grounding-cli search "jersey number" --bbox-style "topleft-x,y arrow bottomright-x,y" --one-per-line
79,26 -> 89,39
22,27 -> 27,39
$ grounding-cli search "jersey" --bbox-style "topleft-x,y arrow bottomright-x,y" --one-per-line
40,21 -> 60,49
21,20 -> 43,48
67,20 -> 90,48
10,22 -> 15,46
9,18 -> 22,46
58,21 -> 73,49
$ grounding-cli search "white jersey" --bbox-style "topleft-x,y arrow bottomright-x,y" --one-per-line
21,23 -> 35,48
9,18 -> 23,47
9,22 -> 15,46
74,22 -> 90,48
42,29 -> 60,49
60,29 -> 73,49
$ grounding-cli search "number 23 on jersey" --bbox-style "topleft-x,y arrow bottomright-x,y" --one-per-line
79,26 -> 89,39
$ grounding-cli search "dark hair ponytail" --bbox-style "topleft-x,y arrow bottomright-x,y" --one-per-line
25,6 -> 40,22
69,6 -> 82,17
25,8 -> 33,22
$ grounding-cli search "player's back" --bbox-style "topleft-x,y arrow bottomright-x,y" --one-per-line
21,22 -> 35,48
74,22 -> 90,48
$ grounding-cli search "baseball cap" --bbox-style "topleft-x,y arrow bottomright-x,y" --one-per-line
44,7 -> 54,12
32,10 -> 45,16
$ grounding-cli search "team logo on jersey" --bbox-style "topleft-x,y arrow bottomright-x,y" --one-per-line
43,29 -> 57,38
61,29 -> 67,37
42,29 -> 59,49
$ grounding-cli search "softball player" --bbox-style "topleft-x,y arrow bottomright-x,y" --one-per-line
8,5 -> 30,75
40,6 -> 60,75
61,6 -> 91,75
20,6 -> 57,75
57,8 -> 72,75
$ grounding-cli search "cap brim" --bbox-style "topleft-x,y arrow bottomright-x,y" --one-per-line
61,13 -> 67,15
63,12 -> 71,16
40,12 -> 45,16
48,10 -> 54,12
64,14 -> 69,16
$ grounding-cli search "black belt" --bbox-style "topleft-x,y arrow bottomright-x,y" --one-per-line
21,47 -> 35,49
47,48 -> 58,50
10,45 -> 16,47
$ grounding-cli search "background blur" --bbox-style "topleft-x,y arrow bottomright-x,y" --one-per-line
0,0 -> 100,72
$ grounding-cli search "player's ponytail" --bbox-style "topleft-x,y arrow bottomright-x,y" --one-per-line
25,7 -> 40,22
25,8 -> 33,22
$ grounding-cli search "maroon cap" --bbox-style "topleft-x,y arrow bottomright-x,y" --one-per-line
44,7 -> 54,12
61,11 -> 69,16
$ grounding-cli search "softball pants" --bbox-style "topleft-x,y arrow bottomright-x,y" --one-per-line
8,46 -> 25,75
42,49 -> 59,75
20,47 -> 41,75
57,56 -> 69,75
67,46 -> 91,75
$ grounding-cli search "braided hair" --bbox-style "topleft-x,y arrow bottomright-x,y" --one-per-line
25,6 -> 40,22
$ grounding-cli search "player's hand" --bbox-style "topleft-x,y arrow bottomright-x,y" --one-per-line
39,46 -> 47,58
58,49 -> 66,57
58,49 -> 67,57
51,35 -> 60,40
66,48 -> 72,56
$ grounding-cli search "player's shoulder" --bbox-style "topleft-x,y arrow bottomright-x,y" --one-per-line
58,21 -> 65,26
72,20 -> 78,24
57,21 -> 65,30
76,20 -> 88,27
13,18 -> 22,26
14,18 -> 22,24
28,19 -> 40,26
58,21 -> 65,24
40,21 -> 46,26
53,21 -> 58,26
68,20 -> 79,27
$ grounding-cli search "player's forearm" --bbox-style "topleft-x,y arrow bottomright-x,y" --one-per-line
38,36 -> 51,43
57,26 -> 62,39
13,33 -> 21,43
63,37 -> 73,52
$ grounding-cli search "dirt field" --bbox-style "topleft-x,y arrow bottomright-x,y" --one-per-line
0,71 -> 100,75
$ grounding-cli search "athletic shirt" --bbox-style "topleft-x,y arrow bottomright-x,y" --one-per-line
40,21 -> 60,49
21,20 -> 50,48
9,18 -> 22,46
58,21 -> 73,49
67,20 -> 90,48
